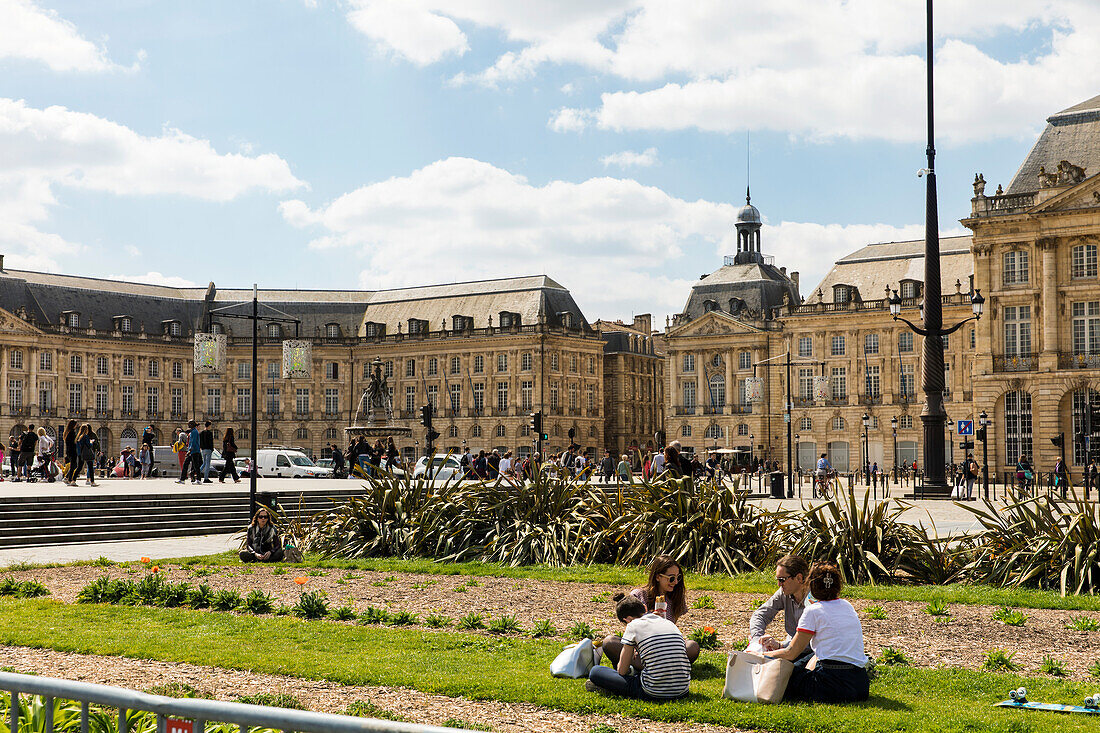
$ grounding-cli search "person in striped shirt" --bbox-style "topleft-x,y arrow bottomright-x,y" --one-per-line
586,592 -> 691,700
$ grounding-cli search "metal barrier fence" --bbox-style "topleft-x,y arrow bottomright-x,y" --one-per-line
0,672 -> 474,733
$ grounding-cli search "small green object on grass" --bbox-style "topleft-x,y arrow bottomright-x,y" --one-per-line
692,594 -> 716,610
991,606 -> 1028,627
329,605 -> 357,621
530,619 -> 556,638
424,612 -> 453,628
442,720 -> 490,732
242,590 -> 276,615
235,692 -> 306,710
146,682 -> 214,699
878,647 -> 910,666
983,649 -> 1021,672
359,606 -> 390,625
211,589 -> 242,612
457,612 -> 485,630
590,591 -> 611,603
342,701 -> 407,722
689,627 -> 719,650
590,726 -> 617,733
387,610 -> 419,626
865,605 -> 887,620
1039,655 -> 1068,677
569,621 -> 597,640
293,590 -> 329,619
1089,660 -> 1100,678
925,599 -> 950,617
1068,616 -> 1100,632
488,615 -> 522,635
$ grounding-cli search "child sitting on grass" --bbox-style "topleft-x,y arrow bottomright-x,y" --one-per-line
586,592 -> 691,700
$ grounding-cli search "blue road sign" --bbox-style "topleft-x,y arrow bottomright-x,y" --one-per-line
958,419 -> 974,436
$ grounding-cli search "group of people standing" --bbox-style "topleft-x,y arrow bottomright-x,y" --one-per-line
586,554 -> 869,705
172,420 -> 240,484
2,422 -> 100,486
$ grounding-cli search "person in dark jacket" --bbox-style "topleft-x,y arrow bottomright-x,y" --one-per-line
62,419 -> 78,486
239,507 -> 283,562
199,421 -> 215,483
219,427 -> 240,483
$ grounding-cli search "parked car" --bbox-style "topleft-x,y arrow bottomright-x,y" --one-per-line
411,454 -> 463,481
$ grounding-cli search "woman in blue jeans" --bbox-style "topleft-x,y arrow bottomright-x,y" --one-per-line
763,562 -> 869,703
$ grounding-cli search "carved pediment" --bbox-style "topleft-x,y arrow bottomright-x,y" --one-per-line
1031,170 -> 1100,214
0,307 -> 42,336
667,311 -> 762,338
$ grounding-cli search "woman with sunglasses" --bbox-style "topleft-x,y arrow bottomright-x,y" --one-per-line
601,555 -> 699,668
239,508 -> 284,562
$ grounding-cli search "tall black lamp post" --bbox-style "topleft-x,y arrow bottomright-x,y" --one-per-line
887,0 -> 985,497
861,412 -> 870,487
979,410 -> 990,499
891,416 -> 898,481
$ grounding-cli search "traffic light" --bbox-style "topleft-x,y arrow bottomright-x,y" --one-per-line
975,426 -> 986,442
568,427 -> 576,440
420,404 -> 433,428
530,411 -> 542,434
1051,432 -> 1065,450
426,429 -> 440,444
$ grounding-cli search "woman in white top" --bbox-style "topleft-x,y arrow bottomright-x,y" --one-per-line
763,561 -> 869,703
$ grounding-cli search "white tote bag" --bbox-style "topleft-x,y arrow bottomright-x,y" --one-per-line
721,650 -> 794,704
550,639 -> 595,678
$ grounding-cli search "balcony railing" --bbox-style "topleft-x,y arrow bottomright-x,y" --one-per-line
263,410 -> 281,420
294,410 -> 312,420
793,397 -> 815,408
568,408 -> 582,416
547,406 -> 563,416
492,408 -> 511,417
446,408 -> 462,418
67,408 -> 86,418
202,411 -> 223,421
233,411 -> 252,421
675,406 -> 696,416
121,409 -> 140,420
994,354 -> 1037,373
971,191 -> 1037,218
8,405 -> 29,417
825,397 -> 847,407
37,407 -> 57,418
1059,351 -> 1100,370
171,411 -> 188,422
147,411 -> 162,421
859,394 -> 883,406
703,404 -> 725,415
731,404 -> 753,414
95,409 -> 113,420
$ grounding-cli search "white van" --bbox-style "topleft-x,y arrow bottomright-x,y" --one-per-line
255,448 -> 333,478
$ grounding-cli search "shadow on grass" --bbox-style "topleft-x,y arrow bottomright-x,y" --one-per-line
692,659 -> 726,681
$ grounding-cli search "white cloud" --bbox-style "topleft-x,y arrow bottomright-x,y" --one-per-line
346,0 -> 468,66
344,0 -> 1100,144
280,156 -> 936,319
600,147 -> 658,168
559,82 -> 575,95
109,271 -> 197,288
548,107 -> 593,133
0,0 -> 135,72
0,98 -> 305,271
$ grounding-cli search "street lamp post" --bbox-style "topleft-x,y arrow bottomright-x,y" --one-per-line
794,432 -> 801,496
750,434 -> 755,470
979,410 -> 990,500
887,0 -> 985,497
861,412 -> 870,490
946,419 -> 954,471
891,416 -> 898,484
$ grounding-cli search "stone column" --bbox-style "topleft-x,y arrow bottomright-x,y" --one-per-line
725,350 -> 734,414
694,352 -> 702,415
1039,238 -> 1059,371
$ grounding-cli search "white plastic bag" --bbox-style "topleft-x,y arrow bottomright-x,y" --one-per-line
550,639 -> 595,678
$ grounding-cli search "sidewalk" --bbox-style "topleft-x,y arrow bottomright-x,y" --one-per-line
0,533 -> 238,567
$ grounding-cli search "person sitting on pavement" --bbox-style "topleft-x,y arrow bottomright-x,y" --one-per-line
239,508 -> 284,562
763,562 -> 870,704
586,591 -> 691,700
749,555 -> 812,662
601,555 -> 700,668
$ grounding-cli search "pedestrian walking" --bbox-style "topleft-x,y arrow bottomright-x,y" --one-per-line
219,427 -> 240,483
199,421 -> 215,483
177,420 -> 202,484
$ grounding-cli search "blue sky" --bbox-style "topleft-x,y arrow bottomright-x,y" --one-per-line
2,0 -> 1098,322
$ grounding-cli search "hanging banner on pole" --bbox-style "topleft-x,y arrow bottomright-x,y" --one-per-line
193,333 -> 226,374
745,377 -> 765,403
813,375 -> 829,403
282,339 -> 312,379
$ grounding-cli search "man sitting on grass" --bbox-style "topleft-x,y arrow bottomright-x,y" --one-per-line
586,592 -> 691,700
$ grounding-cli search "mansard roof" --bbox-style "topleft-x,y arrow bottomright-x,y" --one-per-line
1007,94 -> 1100,195
810,235 -> 973,303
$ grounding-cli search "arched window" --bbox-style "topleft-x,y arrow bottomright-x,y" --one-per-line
296,427 -> 310,440
1072,390 -> 1100,465
899,280 -> 920,299
267,323 -> 281,339
800,417 -> 812,430
681,424 -> 692,437
448,425 -> 459,438
120,427 -> 138,440
729,298 -> 744,314
709,374 -> 725,408
238,428 -> 250,440
472,425 -> 482,438
324,427 -> 339,440
588,425 -> 597,437
737,423 -> 748,436
496,424 -> 507,437
703,300 -> 720,312
120,317 -> 133,333
1004,391 -> 1032,464
266,427 -> 279,440
704,424 -> 723,439
326,323 -> 341,338
832,416 -> 845,431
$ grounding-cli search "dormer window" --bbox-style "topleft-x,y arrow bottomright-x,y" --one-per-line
899,280 -> 921,299
728,298 -> 744,314
64,312 -> 80,328
558,312 -> 573,328
364,321 -> 385,338
325,323 -> 340,339
267,323 -> 281,339
119,316 -> 133,333
498,311 -> 521,328
408,318 -> 427,335
164,320 -> 183,337
833,285 -> 851,304
452,315 -> 472,331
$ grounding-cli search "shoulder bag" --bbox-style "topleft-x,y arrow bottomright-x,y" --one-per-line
550,639 -> 595,678
721,650 -> 794,704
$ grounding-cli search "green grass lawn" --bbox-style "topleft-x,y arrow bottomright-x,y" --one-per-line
0,598 -> 1097,733
153,552 -> 1100,612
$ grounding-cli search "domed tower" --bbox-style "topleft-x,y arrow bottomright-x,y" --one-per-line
734,187 -> 762,264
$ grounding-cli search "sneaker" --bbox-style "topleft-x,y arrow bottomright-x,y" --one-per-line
584,680 -> 610,696
203,479 -> 213,483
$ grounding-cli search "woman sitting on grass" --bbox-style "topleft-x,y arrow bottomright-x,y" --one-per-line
239,508 -> 284,563
586,592 -> 691,700
762,561 -> 869,703
601,555 -> 700,667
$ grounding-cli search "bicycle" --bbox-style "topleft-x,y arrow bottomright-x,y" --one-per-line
813,470 -> 836,500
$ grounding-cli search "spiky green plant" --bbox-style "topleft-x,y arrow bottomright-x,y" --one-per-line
358,606 -> 390,625
387,610 -> 419,626
424,612 -> 453,628
982,649 -> 1020,672
487,615 -> 522,635
991,606 -> 1028,627
241,590 -> 276,615
329,605 -> 357,621
211,589 -> 242,612
529,619 -> 556,638
187,584 -> 214,609
293,590 -> 329,619
457,612 -> 485,630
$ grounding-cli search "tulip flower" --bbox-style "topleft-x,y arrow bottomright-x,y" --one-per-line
151,566 -> 159,573
140,557 -> 151,564
294,577 -> 308,585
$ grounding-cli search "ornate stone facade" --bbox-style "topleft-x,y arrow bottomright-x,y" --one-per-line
594,315 -> 665,457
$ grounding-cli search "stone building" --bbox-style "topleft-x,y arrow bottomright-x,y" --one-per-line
0,268 -> 605,462
594,315 -> 665,457
965,94 -> 1100,474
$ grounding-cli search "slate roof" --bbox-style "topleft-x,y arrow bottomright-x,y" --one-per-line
680,261 -> 800,321
1007,95 -> 1100,194
810,235 -> 973,303
0,268 -> 589,337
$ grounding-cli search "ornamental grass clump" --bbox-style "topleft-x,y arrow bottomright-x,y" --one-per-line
211,589 -> 242,612
358,607 -> 390,625
982,649 -> 1021,672
991,606 -> 1028,627
293,590 -> 329,619
241,590 -> 276,615
329,605 -> 357,621
688,626 -> 719,650
487,615 -> 522,635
